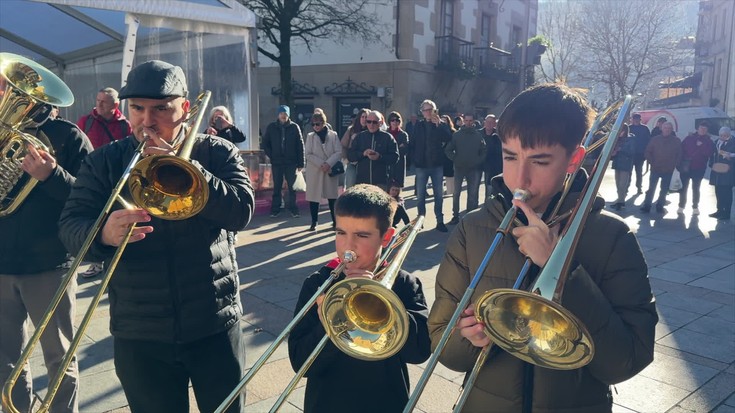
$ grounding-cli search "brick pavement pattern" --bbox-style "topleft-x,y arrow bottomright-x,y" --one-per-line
18,170 -> 734,413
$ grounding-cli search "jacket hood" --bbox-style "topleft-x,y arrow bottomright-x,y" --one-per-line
484,170 -> 605,226
93,107 -> 127,122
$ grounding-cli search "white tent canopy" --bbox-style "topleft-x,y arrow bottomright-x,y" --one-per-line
0,0 -> 259,150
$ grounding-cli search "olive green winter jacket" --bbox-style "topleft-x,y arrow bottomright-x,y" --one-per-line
428,176 -> 657,413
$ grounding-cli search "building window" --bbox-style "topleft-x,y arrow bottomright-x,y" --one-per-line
712,14 -> 717,42
481,14 -> 492,47
722,10 -> 728,39
511,25 -> 522,48
442,0 -> 454,37
715,58 -> 722,86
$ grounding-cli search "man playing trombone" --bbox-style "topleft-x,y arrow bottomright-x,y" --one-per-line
58,60 -> 254,413
428,84 -> 657,412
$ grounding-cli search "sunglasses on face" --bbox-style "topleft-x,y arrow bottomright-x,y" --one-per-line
312,122 -> 323,126
389,118 -> 400,122
421,108 -> 433,112
366,120 -> 380,125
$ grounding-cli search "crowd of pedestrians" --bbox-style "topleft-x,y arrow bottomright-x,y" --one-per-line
259,101 -> 509,233
607,115 -> 735,220
259,102 -> 735,231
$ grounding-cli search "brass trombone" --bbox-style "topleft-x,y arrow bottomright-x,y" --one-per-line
404,96 -> 632,413
214,216 -> 424,413
1,91 -> 212,413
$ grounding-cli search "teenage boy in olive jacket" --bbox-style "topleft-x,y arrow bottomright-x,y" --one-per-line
428,84 -> 657,413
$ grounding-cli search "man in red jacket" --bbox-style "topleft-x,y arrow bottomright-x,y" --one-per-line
76,87 -> 132,149
75,87 -> 132,278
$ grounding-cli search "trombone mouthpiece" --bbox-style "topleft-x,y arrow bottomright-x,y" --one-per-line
343,250 -> 357,263
513,189 -> 531,202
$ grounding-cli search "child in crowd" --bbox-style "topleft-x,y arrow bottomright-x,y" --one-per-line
389,183 -> 411,227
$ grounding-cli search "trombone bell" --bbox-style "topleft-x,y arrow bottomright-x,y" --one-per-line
127,91 -> 212,220
129,155 -> 209,219
321,279 -> 409,360
476,288 -> 593,370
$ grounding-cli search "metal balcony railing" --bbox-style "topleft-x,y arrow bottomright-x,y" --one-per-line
474,46 -> 518,82
436,35 -> 475,71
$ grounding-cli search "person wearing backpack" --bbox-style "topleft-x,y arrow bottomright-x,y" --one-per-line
77,87 -> 132,149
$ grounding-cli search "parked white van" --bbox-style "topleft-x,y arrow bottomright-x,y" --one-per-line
635,106 -> 734,137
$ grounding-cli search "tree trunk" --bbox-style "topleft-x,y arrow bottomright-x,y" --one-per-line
279,27 -> 294,109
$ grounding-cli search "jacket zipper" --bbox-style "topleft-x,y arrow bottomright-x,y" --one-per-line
370,134 -> 375,184
165,220 -> 183,343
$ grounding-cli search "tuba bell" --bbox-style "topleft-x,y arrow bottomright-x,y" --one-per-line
0,53 -> 75,217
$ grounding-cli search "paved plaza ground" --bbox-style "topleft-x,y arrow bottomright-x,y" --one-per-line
19,168 -> 735,413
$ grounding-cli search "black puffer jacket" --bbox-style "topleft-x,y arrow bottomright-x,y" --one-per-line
59,134 -> 254,343
409,119 -> 452,168
288,263 -> 430,413
262,119 -> 304,167
0,118 -> 92,274
347,129 -> 399,186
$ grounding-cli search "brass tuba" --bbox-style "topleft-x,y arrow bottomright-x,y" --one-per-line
0,52 -> 75,217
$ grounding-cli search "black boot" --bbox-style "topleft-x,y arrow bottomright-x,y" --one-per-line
308,221 -> 317,231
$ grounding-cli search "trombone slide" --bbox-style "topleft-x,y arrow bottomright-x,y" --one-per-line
402,197 -> 525,413
213,252 -> 356,413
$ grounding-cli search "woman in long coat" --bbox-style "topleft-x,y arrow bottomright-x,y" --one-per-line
305,112 -> 342,230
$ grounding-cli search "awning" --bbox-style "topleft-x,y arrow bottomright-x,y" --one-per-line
0,0 -> 256,67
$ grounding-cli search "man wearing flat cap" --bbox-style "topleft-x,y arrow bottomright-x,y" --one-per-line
59,60 -> 253,413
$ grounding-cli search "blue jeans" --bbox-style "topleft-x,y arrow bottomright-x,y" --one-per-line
643,171 -> 673,207
453,168 -> 481,217
415,166 -> 444,222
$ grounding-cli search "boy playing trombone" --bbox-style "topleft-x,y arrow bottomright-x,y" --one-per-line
288,184 -> 430,412
428,84 -> 657,412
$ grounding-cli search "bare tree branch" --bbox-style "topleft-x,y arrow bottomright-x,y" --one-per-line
537,0 -> 582,84
576,0 -> 687,102
236,0 -> 386,106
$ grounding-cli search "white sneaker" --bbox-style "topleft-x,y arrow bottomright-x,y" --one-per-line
677,207 -> 684,214
79,262 -> 104,278
58,254 -> 75,270
692,208 -> 700,215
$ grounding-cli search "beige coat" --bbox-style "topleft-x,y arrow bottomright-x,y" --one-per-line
304,130 -> 342,202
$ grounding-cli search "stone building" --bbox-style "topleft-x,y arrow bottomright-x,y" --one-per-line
256,0 -> 540,137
